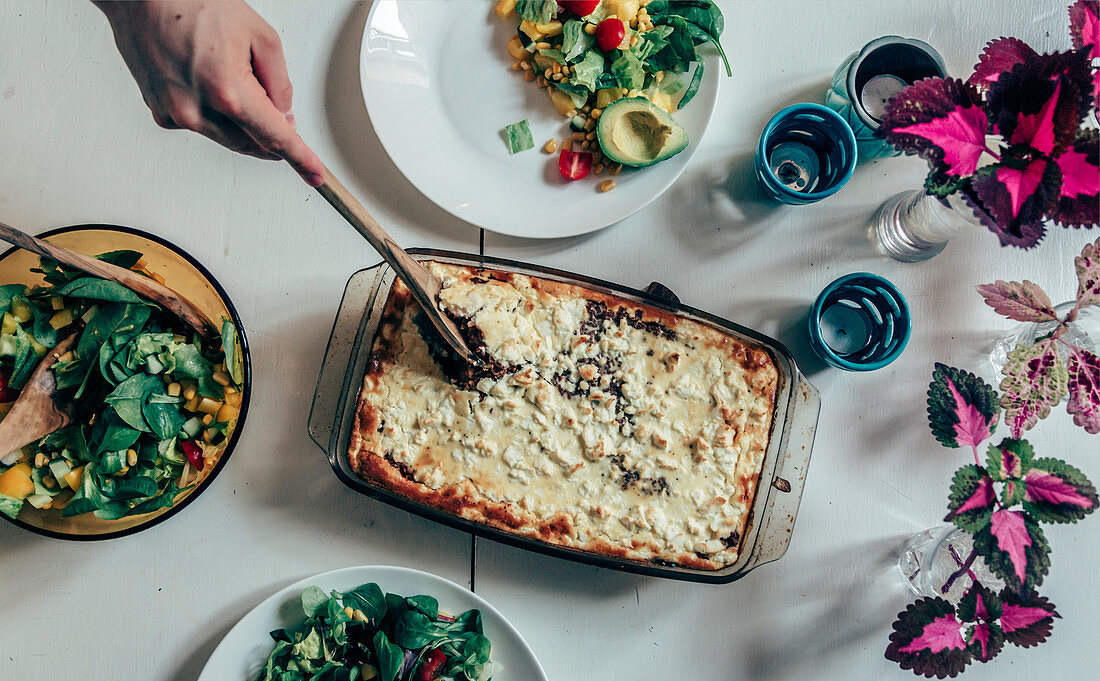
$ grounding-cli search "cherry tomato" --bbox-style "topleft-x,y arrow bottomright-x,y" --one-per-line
558,149 -> 593,181
0,370 -> 17,403
180,440 -> 204,470
416,649 -> 447,681
596,17 -> 626,51
558,0 -> 599,16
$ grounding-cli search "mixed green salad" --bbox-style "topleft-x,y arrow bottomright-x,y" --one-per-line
258,583 -> 496,681
0,250 -> 244,522
498,0 -> 730,179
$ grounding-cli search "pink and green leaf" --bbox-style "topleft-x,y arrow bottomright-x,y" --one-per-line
985,438 -> 1034,481
1050,129 -> 1100,229
974,509 -> 1050,590
886,598 -> 972,679
975,280 -> 1058,323
1065,345 -> 1100,434
1022,456 -> 1099,523
1075,235 -> 1100,309
987,51 -> 1092,158
957,584 -> 1006,663
999,340 -> 1069,437
998,588 -> 1059,648
969,37 -> 1039,89
945,464 -> 997,532
927,363 -> 1000,449
971,159 -> 1060,243
881,78 -> 990,178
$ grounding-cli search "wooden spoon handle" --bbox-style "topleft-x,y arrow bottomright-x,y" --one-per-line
0,221 -> 215,338
315,166 -> 478,364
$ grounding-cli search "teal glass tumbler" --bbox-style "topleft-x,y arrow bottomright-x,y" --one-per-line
825,36 -> 947,160
808,272 -> 911,371
753,103 -> 857,205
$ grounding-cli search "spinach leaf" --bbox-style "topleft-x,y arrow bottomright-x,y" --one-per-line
393,611 -> 447,649
453,609 -> 484,634
679,59 -> 705,108
293,628 -> 324,660
647,0 -> 731,76
647,16 -> 696,73
94,416 -> 142,456
569,50 -> 605,91
405,595 -> 439,620
105,373 -> 162,431
104,475 -> 159,500
514,0 -> 556,24
0,283 -> 27,311
31,304 -> 59,347
78,303 -> 150,365
372,631 -> 403,681
594,71 -> 620,90
561,19 -> 594,62
610,50 -> 646,90
101,449 -> 129,474
341,582 -> 387,622
56,277 -> 146,304
684,20 -> 731,77
301,586 -> 329,618
126,481 -> 191,515
142,393 -> 185,440
171,344 -> 222,398
8,326 -> 38,390
221,319 -> 244,384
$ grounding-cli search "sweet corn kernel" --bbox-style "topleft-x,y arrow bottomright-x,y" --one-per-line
182,385 -> 197,401
212,371 -> 232,386
599,179 -> 617,192
544,138 -> 558,154
167,382 -> 181,397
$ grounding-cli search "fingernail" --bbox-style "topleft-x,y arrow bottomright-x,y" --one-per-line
307,171 -> 324,187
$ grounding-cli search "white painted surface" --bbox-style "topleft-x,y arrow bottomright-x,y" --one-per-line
0,2 -> 1096,681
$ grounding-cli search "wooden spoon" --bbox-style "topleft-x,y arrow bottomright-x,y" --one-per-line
0,329 -> 80,463
314,166 -> 479,365
0,221 -> 216,338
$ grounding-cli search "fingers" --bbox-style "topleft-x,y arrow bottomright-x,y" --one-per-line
198,111 -> 282,161
151,88 -> 278,160
215,77 -> 326,186
250,29 -> 294,115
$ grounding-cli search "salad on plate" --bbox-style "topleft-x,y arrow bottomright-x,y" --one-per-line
0,250 -> 244,522
497,0 -> 730,184
257,582 -> 496,681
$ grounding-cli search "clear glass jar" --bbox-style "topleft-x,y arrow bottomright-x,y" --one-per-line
990,301 -> 1100,381
870,190 -> 983,262
899,525 -> 1003,602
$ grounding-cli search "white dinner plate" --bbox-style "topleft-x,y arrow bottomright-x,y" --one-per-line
196,565 -> 547,681
360,0 -> 721,238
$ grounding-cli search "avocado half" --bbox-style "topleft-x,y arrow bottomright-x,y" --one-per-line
596,97 -> 689,168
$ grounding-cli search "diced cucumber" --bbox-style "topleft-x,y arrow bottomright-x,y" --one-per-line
180,417 -> 202,439
146,354 -> 166,374
569,115 -> 587,132
0,334 -> 17,357
48,458 -> 72,482
25,493 -> 53,509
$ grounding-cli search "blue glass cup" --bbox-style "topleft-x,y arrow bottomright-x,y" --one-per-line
808,272 -> 910,371
754,104 -> 858,205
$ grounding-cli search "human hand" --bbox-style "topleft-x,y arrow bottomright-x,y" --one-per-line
94,0 -> 324,186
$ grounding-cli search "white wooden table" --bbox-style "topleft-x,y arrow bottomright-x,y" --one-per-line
1,2 -> 1096,680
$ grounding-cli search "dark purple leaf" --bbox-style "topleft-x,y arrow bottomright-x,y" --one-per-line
985,438 -> 1034,481
881,78 -> 990,178
999,339 -> 1069,437
971,159 -> 1061,244
886,598 -> 972,678
975,280 -> 1058,323
1069,0 -> 1099,57
1023,456 -> 1099,523
1065,345 -> 1100,434
969,37 -> 1039,89
1050,129 -> 1100,229
987,51 -> 1092,157
961,189 -> 1047,248
973,509 -> 1050,590
927,363 -> 1000,449
999,588 -> 1059,648
945,464 -> 996,532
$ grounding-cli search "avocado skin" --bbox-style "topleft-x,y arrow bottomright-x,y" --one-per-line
596,97 -> 689,168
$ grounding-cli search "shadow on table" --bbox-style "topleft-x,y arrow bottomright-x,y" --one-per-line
171,576 -> 300,681
323,1 -> 480,248
743,534 -> 913,681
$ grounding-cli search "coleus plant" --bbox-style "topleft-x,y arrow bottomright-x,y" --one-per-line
978,236 -> 1100,435
879,0 -> 1099,249
885,364 -> 1098,677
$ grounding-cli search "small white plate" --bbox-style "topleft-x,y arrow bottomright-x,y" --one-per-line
196,565 -> 547,681
360,0 -> 721,239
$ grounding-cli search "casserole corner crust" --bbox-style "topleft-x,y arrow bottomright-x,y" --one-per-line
350,262 -> 778,570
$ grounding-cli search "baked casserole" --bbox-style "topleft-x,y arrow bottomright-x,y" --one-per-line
349,262 -> 778,569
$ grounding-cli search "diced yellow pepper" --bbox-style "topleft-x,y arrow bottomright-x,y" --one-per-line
534,19 -> 564,37
49,296 -> 64,311
519,19 -> 545,40
224,390 -> 242,408
216,403 -> 238,423
183,395 -> 200,412
506,36 -> 528,61
10,298 -> 32,323
64,464 -> 85,491
548,87 -> 577,116
0,462 -> 35,499
596,87 -> 626,109
1,312 -> 19,336
28,335 -> 48,358
196,397 -> 222,415
49,308 -> 74,330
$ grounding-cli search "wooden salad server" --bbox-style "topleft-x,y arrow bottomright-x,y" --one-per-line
314,166 -> 479,365
0,221 -> 216,338
0,329 -> 79,464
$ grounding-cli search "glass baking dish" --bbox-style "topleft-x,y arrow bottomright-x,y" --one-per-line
309,250 -> 820,584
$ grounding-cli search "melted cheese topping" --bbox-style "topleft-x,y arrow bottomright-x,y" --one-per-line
351,263 -> 778,569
